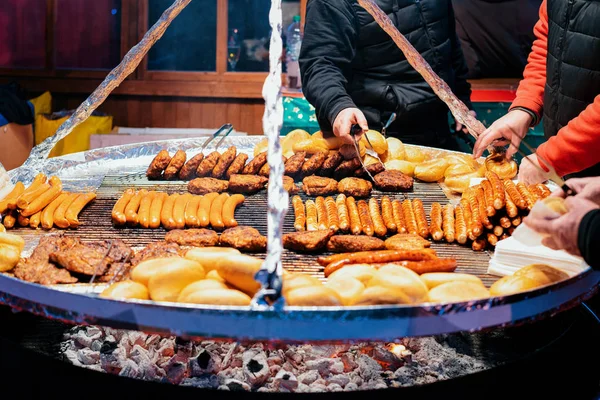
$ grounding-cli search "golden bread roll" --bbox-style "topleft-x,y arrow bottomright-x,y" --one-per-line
354,286 -> 413,305
286,285 -> 342,306
484,152 -> 518,180
131,257 -> 192,287
442,153 -> 478,168
292,138 -> 329,154
384,160 -> 415,177
254,138 -> 268,157
0,244 -> 21,272
185,247 -> 241,272
444,163 -> 475,178
282,274 -> 322,295
214,254 -> 263,295
100,281 -> 150,300
325,276 -> 365,306
367,264 -> 429,303
206,269 -> 226,282
385,137 -> 406,161
327,264 -> 376,284
311,130 -> 324,139
146,259 -> 206,302
364,154 -> 381,166
514,264 -> 569,285
542,197 -> 568,215
414,158 -> 450,182
0,232 -> 25,252
177,279 -> 229,302
444,171 -> 481,194
427,281 -> 490,303
489,274 -> 544,296
182,288 -> 252,306
404,146 -> 426,163
420,272 -> 485,289
282,129 -> 311,155
359,130 -> 388,155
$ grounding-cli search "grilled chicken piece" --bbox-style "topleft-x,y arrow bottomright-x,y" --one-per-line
212,146 -> 237,179
373,170 -> 414,192
196,151 -> 221,177
384,233 -> 431,250
242,152 -> 268,175
283,230 -> 334,252
228,174 -> 268,194
163,150 -> 187,180
146,150 -> 171,179
165,229 -> 219,247
337,177 -> 372,198
226,153 -> 249,179
220,226 -> 267,252
319,150 -> 343,177
326,235 -> 386,253
302,176 -> 338,196
333,158 -> 362,180
284,151 -> 306,176
301,151 -> 327,176
188,177 -> 229,195
178,153 -> 205,180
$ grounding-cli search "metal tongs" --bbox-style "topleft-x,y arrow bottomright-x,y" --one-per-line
200,123 -> 234,152
350,124 -> 376,181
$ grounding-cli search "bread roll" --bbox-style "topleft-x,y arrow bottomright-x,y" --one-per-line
182,288 -> 252,306
484,152 -> 518,180
367,264 -> 429,303
282,274 -> 322,295
100,280 -> 150,300
254,138 -> 268,157
385,137 -> 406,161
444,171 -> 481,194
489,274 -> 543,296
327,264 -> 376,284
281,129 -> 311,155
363,154 -> 381,166
206,269 -> 226,282
147,259 -> 206,302
131,257 -> 192,287
384,160 -> 415,177
444,163 -> 475,178
404,147 -> 426,163
442,153 -> 478,168
0,232 -> 25,252
177,279 -> 229,302
514,264 -> 569,285
286,285 -> 342,306
185,247 -> 241,272
293,138 -> 330,154
420,272 -> 484,289
427,281 -> 490,303
325,276 -> 365,306
214,254 -> 263,295
542,197 -> 568,215
0,245 -> 20,272
354,286 -> 413,305
414,158 -> 450,182
360,130 -> 388,155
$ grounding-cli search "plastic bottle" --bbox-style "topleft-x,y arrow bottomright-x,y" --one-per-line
285,15 -> 303,89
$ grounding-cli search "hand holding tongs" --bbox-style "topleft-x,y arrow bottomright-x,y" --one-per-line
350,124 -> 381,180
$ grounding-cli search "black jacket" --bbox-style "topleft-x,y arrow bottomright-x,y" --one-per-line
299,0 -> 472,135
578,210 -> 600,270
453,0 -> 541,79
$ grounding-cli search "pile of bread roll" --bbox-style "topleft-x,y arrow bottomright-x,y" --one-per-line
0,174 -> 96,230
0,232 -> 24,272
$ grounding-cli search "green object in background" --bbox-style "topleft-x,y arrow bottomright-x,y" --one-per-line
282,96 -> 546,161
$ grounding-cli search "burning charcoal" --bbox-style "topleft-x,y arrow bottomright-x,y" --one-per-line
306,358 -> 337,375
267,355 -> 284,366
221,342 -> 238,369
275,369 -> 298,391
77,348 -> 100,365
145,334 -> 162,348
285,348 -> 304,365
298,370 -> 320,385
371,346 -> 404,370
296,383 -> 310,393
327,374 -> 350,388
165,362 -> 188,385
189,349 -> 221,375
157,338 -> 175,358
119,359 -> 142,379
224,379 -> 251,391
330,360 -> 344,375
309,384 -> 328,393
327,383 -> 343,392
243,351 -> 270,386
344,382 -> 359,391
269,365 -> 282,376
357,354 -> 382,381
63,349 -> 81,367
341,353 -> 358,372
181,376 -> 220,389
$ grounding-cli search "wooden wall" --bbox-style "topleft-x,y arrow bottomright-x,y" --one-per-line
51,94 -> 266,135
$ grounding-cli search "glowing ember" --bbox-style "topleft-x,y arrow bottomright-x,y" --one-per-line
388,344 -> 406,357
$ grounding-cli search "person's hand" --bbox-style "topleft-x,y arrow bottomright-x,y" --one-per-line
454,110 -> 477,134
524,196 -> 600,256
550,177 -> 600,205
333,108 -> 368,144
473,109 -> 533,158
518,154 -> 551,185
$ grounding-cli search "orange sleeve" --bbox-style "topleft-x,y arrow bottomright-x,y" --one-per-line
536,95 -> 600,177
509,0 -> 548,119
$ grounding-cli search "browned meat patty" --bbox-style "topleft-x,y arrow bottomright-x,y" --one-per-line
220,226 -> 267,252
163,150 -> 187,180
283,230 -> 334,252
130,241 -> 184,266
326,235 -> 385,253
301,151 -> 327,176
384,233 -> 431,250
212,146 -> 237,179
242,152 -> 268,175
146,150 -> 171,180
319,151 -> 343,177
178,153 -> 205,180
354,163 -> 385,178
333,158 -> 362,180
283,176 -> 300,194
373,170 -> 414,192
339,144 -> 361,160
13,235 -> 78,285
259,156 -> 288,177
226,153 -> 248,179
284,151 -> 306,176
49,239 -> 132,277
337,177 -> 372,198
165,229 -> 220,247
302,176 -> 338,196
196,151 -> 221,177
229,174 -> 268,194
188,177 -> 229,195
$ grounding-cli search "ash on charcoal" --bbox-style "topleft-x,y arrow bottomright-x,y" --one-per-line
274,369 -> 298,391
181,375 -> 219,389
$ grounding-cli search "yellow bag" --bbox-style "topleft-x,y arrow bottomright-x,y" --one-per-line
28,91 -> 52,118
35,111 -> 113,158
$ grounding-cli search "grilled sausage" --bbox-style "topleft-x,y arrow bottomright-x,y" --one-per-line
178,153 -> 204,180
223,194 -> 245,228
357,200 -> 374,236
481,179 -> 496,217
516,182 -> 537,210
21,177 -> 62,217
485,171 -> 506,210
149,192 -> 167,229
212,146 -> 237,179
476,187 -> 493,230
369,198 -> 387,237
17,213 -> 29,227
325,196 -> 339,232
536,183 -> 552,198
292,195 -> 306,231
429,202 -> 443,241
3,211 -> 17,229
16,183 -> 50,210
505,194 -> 519,218
10,174 -> 46,210
54,193 -> 78,229
493,225 -> 504,237
391,258 -> 458,275
512,215 -> 522,227
472,238 -> 487,251
124,189 -> 147,226
197,192 -> 219,228
503,179 -> 527,210
380,196 -> 397,233
467,189 -> 484,237
336,194 -> 350,232
138,191 -> 156,229
499,216 -> 512,229
315,196 -> 329,231
183,194 -> 202,228
226,153 -> 249,179
346,196 -> 362,235
305,199 -> 318,231
487,233 -> 498,247
402,199 -> 418,236
173,193 -> 192,229
0,182 -> 24,214
528,184 -> 543,201
112,188 -> 135,226
323,249 -> 438,276
41,192 -> 69,230
460,198 -> 475,241
412,199 -> 429,239
164,150 -> 187,180
29,210 -> 42,229
209,193 -> 229,231
500,233 -> 510,241
392,200 -> 407,234
65,193 -> 96,228
454,205 -> 468,244
442,204 -> 455,243
196,151 -> 221,177
242,151 -> 268,175
161,194 -> 179,230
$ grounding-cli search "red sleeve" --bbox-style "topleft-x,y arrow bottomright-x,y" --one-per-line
509,0 -> 548,119
536,94 -> 600,177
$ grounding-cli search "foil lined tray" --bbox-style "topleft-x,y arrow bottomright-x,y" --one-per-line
1,137 -> 599,342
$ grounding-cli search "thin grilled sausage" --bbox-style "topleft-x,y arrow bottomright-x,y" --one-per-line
460,198 -> 474,241
315,196 -> 329,231
178,153 -> 204,180
472,238 -> 487,251
17,213 -> 29,227
358,200 -> 374,236
476,187 -> 493,230
222,194 -> 245,228
500,233 -> 510,241
412,199 -> 429,239
336,194 -> 350,232
161,194 -> 179,230
16,183 -> 50,210
41,192 -> 69,230
209,193 -> 229,231
21,177 -> 62,217
138,191 -> 156,229
323,249 -> 438,276
516,182 -> 537,210
481,179 -> 496,217
467,189 -> 484,237
499,216 -> 512,229
485,171 -> 506,210
493,225 -> 504,237
487,233 -> 498,247
0,182 -> 24,214
3,211 -> 17,229
184,194 -> 202,228
402,199 -> 418,236
112,188 -> 135,226
65,192 -> 96,228
346,196 -> 362,235
173,193 -> 192,229
29,210 -> 42,229
11,173 -> 46,210
536,183 -> 552,198
292,195 -> 306,231
503,179 -> 527,210
392,200 -> 407,234
454,205 -> 468,244
528,184 -> 543,201
442,204 -> 455,243
124,189 -> 147,226
148,192 -> 167,229
505,194 -> 519,218
512,215 -> 522,227
54,193 -> 78,229
429,202 -> 444,241
197,192 -> 219,228
305,199 -> 318,231
369,198 -> 387,237
380,196 -> 397,233
325,196 -> 339,232
196,151 -> 221,177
